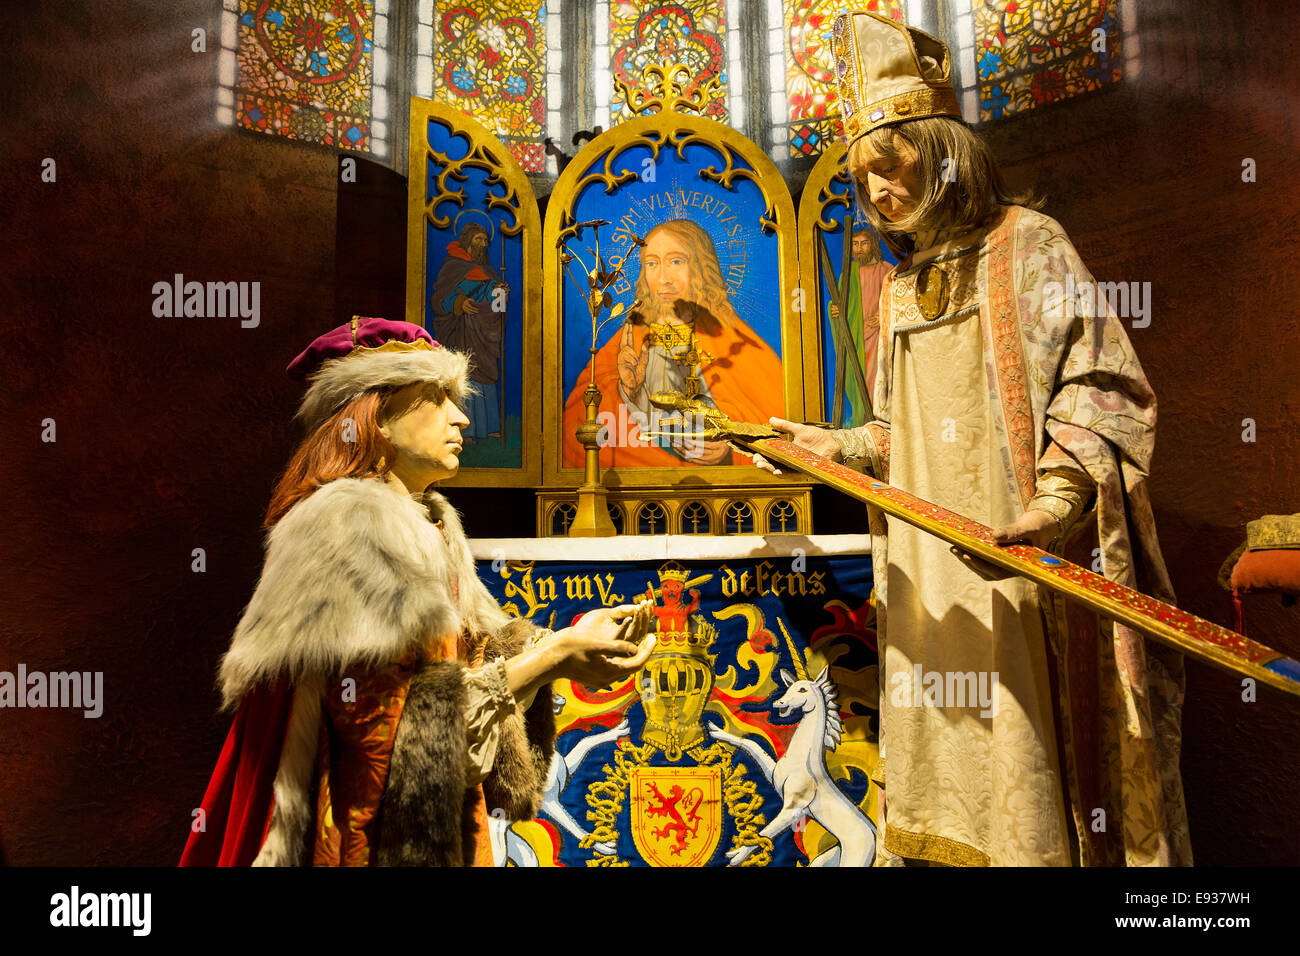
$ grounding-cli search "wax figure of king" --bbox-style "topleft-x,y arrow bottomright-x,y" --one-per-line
181,317 -> 653,866
764,12 -> 1192,866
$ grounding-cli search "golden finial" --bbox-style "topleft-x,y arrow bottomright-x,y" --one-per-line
614,61 -> 724,118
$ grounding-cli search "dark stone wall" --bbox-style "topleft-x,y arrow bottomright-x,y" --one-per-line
1,0 -> 1295,864
1,0 -> 405,865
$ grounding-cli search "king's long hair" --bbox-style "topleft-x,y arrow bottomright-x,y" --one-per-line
264,388 -> 397,527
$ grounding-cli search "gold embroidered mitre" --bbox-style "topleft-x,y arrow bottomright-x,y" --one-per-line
832,9 -> 962,145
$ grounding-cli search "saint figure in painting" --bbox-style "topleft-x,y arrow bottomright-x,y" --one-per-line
561,219 -> 783,468
829,223 -> 891,427
430,222 -> 509,442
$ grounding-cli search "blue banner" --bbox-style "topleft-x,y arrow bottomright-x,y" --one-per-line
475,554 -> 880,867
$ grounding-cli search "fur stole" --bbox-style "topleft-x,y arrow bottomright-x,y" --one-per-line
221,479 -> 458,708
377,619 -> 556,866
227,478 -> 552,866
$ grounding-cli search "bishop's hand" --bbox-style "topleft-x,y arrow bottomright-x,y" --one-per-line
991,509 -> 1060,551
951,509 -> 1060,580
752,417 -> 842,475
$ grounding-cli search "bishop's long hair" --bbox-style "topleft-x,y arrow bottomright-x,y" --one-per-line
848,116 -> 1042,259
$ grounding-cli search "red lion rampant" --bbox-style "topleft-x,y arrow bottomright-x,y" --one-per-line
646,782 -> 704,855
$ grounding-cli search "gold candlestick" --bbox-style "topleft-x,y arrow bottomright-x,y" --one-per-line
558,220 -> 644,537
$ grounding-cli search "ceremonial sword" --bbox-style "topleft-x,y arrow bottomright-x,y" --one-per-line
642,398 -> 1300,699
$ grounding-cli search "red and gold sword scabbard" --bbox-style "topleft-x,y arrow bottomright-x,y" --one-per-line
640,394 -> 1300,697
748,436 -> 1300,698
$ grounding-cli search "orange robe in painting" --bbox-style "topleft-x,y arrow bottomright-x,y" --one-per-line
561,318 -> 785,469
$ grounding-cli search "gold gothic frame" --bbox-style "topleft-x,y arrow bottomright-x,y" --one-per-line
405,97 -> 542,487
541,94 -> 817,492
538,485 -> 812,538
799,140 -> 853,426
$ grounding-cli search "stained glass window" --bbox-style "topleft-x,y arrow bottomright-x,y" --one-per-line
773,0 -> 903,158
957,0 -> 1134,122
419,0 -> 552,173
216,0 -> 389,156
545,0 -> 566,161
600,0 -> 734,127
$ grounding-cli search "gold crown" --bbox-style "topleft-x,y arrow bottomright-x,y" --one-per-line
658,564 -> 691,584
652,616 -> 717,652
832,10 -> 962,146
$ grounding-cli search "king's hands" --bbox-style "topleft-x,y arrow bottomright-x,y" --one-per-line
549,601 -> 657,688
504,602 -> 656,701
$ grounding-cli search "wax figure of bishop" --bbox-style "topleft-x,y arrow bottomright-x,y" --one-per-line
764,11 -> 1192,866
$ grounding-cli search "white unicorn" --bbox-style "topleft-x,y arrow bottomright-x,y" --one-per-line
709,665 -> 876,867
490,693 -> 627,865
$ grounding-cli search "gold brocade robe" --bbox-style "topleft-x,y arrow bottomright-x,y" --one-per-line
834,205 -> 1192,867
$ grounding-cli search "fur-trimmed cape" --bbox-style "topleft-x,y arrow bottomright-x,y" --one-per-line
194,478 -> 553,867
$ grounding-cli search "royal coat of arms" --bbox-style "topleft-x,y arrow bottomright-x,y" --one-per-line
478,554 -> 881,867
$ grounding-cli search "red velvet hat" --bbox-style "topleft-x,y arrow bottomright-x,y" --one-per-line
288,316 -> 471,432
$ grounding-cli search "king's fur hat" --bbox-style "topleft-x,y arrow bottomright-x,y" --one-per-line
287,316 -> 472,433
